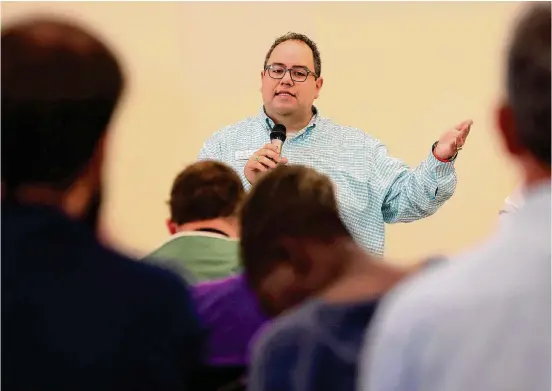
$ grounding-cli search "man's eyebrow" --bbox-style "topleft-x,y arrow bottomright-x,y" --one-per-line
269,62 -> 309,69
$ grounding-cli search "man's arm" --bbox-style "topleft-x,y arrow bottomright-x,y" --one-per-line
372,140 -> 457,224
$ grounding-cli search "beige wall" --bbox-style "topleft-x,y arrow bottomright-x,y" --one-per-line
2,1 -> 523,262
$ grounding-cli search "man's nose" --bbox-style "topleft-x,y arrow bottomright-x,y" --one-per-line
280,70 -> 294,86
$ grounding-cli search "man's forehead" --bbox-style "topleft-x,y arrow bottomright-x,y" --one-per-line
270,62 -> 309,70
268,40 -> 314,69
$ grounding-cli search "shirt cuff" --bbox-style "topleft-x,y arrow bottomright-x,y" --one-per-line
425,148 -> 456,180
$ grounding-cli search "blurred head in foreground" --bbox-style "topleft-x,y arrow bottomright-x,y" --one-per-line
240,164 -> 411,316
2,17 -> 125,232
496,3 -> 550,187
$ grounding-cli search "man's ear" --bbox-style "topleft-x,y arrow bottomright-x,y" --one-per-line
496,102 -> 522,156
260,70 -> 265,90
62,134 -> 107,221
87,134 -> 108,185
166,219 -> 177,235
314,76 -> 324,100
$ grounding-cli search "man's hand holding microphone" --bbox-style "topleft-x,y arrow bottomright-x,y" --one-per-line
245,124 -> 288,185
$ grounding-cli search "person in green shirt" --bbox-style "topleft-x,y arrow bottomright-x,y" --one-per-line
147,160 -> 244,283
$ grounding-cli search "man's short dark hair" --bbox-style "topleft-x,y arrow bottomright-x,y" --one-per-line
264,32 -> 322,77
507,3 -> 551,166
240,165 -> 350,283
1,18 -> 125,191
169,160 -> 245,225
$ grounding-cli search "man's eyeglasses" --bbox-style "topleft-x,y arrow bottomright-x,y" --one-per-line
264,64 -> 317,82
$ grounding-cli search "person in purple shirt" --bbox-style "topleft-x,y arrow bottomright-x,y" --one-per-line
190,274 -> 268,391
192,274 -> 268,367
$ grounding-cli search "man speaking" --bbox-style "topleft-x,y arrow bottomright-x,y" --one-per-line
198,32 -> 472,256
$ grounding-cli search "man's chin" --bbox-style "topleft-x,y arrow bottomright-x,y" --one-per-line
272,103 -> 297,116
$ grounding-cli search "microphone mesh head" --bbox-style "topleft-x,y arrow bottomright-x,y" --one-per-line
270,124 -> 287,142
272,124 -> 286,134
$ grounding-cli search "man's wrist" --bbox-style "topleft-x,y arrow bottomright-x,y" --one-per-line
432,141 -> 457,162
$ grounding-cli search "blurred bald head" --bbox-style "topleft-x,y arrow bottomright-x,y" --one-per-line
2,18 -> 125,191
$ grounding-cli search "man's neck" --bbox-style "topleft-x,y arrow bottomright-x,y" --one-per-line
265,107 -> 314,133
519,156 -> 551,193
319,244 -> 410,303
523,172 -> 550,191
176,218 -> 239,238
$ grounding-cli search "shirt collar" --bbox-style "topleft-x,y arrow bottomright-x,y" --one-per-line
258,106 -> 319,138
158,230 -> 237,248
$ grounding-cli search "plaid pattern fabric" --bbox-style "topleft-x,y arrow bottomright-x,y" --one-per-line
198,107 -> 457,255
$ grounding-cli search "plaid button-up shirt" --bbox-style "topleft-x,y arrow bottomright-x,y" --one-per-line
198,107 -> 457,255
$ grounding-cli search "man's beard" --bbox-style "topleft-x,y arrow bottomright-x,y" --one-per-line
82,190 -> 102,235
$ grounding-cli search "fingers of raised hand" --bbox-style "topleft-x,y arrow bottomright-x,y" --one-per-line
455,119 -> 473,131
457,127 -> 472,147
453,120 -> 473,149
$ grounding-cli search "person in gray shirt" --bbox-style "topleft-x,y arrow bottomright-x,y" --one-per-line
358,4 -> 551,391
239,164 -> 436,391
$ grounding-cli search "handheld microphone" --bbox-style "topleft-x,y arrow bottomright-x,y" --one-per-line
270,124 -> 287,153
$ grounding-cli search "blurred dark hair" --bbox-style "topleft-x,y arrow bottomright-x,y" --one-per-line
240,165 -> 350,285
1,18 -> 125,191
506,3 -> 551,166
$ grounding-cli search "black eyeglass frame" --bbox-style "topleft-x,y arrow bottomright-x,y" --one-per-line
264,64 -> 319,82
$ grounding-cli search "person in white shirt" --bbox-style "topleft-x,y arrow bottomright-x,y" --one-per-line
358,4 -> 551,391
